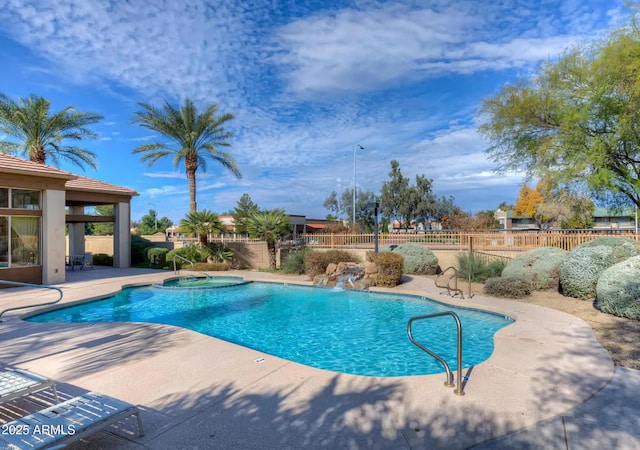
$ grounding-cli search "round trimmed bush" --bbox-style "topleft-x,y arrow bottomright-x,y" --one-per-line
502,247 -> 567,290
596,255 -> 640,319
484,277 -> 531,298
380,243 -> 439,274
559,237 -> 640,299
374,251 -> 404,287
92,253 -> 113,266
146,247 -> 169,267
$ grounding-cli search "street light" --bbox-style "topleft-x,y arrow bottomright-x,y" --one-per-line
353,144 -> 364,225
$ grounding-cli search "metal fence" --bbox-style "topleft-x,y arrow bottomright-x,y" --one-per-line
299,230 -> 638,252
180,230 -> 638,252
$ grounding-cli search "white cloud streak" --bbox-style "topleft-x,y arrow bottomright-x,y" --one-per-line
0,0 -> 626,219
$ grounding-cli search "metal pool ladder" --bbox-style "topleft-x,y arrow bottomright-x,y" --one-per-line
435,266 -> 464,298
173,255 -> 194,274
0,280 -> 64,322
407,311 -> 465,396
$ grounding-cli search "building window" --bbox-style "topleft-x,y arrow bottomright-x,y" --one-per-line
0,187 -> 42,269
0,217 -> 7,268
11,189 -> 40,209
0,188 -> 8,208
9,217 -> 40,266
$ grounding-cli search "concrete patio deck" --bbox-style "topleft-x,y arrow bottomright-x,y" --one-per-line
0,267 -> 638,449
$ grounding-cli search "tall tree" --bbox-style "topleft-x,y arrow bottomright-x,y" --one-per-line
91,205 -> 114,236
475,210 -> 501,229
323,188 -> 377,231
247,209 -> 291,269
480,24 -> 640,209
380,160 -> 415,230
0,93 -> 103,169
414,175 -> 438,224
131,99 -> 241,212
514,185 -> 543,218
432,195 -> 460,222
232,193 -> 259,235
514,180 -> 595,229
179,210 -> 224,246
139,209 -> 173,235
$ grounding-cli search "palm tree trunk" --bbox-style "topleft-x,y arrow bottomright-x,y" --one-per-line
32,147 -> 47,164
187,168 -> 197,212
267,240 -> 276,269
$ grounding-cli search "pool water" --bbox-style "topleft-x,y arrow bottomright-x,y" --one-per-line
28,283 -> 513,377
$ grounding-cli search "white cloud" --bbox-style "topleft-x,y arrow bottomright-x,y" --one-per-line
0,0 -> 625,219
143,171 -> 184,179
271,1 -> 613,97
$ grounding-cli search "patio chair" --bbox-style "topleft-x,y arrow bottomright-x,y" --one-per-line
0,391 -> 144,449
83,252 -> 94,270
0,368 -> 59,404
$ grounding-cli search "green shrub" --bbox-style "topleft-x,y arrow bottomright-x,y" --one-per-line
560,237 -> 640,299
281,247 -> 312,274
193,262 -> 230,271
304,250 -> 360,278
131,234 -> 153,265
166,245 -> 210,269
92,253 -> 113,266
374,252 -> 404,287
365,250 -> 376,263
206,242 -> 234,262
456,253 -> 507,283
380,243 -> 439,274
484,277 -> 532,298
146,247 -> 169,267
596,255 -> 640,319
502,247 -> 567,290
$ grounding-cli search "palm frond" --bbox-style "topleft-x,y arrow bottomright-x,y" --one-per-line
0,92 -> 101,168
131,98 -> 241,210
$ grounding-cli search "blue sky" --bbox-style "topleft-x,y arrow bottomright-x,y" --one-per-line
0,0 -> 628,223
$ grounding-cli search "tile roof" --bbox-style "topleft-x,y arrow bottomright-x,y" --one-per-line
0,153 -> 137,197
66,175 -> 138,196
0,152 -> 76,180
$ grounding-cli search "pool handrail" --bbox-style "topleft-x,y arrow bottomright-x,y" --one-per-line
173,255 -> 194,274
0,280 -> 63,322
407,311 -> 464,396
435,266 -> 465,299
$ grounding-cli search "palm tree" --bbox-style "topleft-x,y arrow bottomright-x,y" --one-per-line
0,93 -> 103,169
179,210 -> 224,246
247,209 -> 291,269
131,99 -> 241,212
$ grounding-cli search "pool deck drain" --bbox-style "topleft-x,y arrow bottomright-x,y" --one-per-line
0,267 -> 638,449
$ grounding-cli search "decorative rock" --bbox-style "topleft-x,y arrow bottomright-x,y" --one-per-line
365,262 -> 378,274
312,263 -> 368,290
326,263 -> 338,275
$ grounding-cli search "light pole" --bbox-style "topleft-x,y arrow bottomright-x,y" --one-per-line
353,144 -> 364,225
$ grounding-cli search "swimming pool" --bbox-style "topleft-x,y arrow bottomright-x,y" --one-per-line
28,282 -> 513,377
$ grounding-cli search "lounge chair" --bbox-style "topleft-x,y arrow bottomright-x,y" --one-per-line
0,391 -> 144,449
82,252 -> 94,270
0,368 -> 59,404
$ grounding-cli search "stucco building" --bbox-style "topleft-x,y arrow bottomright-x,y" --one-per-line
0,153 -> 137,285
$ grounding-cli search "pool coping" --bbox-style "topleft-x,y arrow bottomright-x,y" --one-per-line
0,268 -> 616,449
